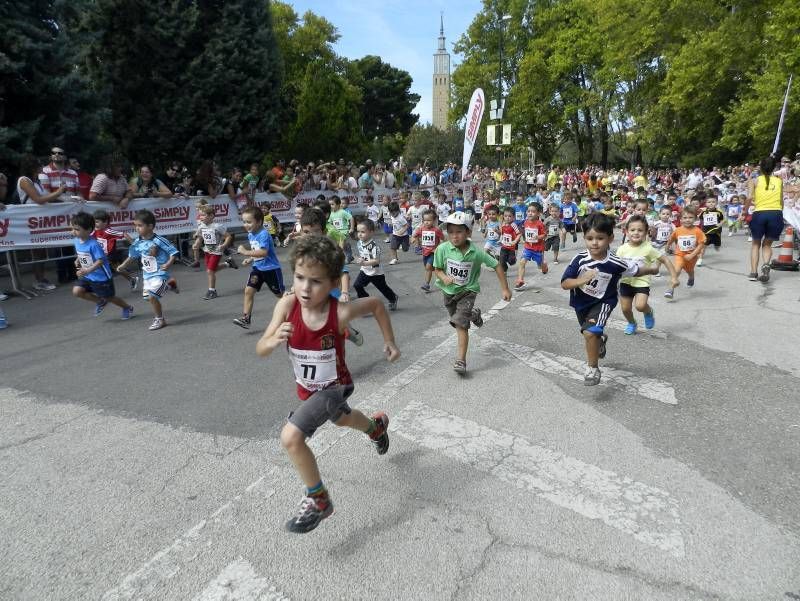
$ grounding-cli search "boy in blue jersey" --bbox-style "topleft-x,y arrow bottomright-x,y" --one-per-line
71,212 -> 134,320
453,189 -> 466,213
559,192 -> 580,248
233,206 -> 285,329
561,213 -> 659,386
116,210 -> 179,331
512,195 -> 528,229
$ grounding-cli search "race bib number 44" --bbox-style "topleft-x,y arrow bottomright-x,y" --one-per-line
445,258 -> 473,286
288,346 -> 337,391
579,270 -> 612,299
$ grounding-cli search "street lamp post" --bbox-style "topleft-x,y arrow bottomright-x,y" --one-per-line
495,14 -> 511,168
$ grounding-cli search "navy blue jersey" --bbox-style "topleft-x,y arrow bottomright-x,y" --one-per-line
561,250 -> 639,311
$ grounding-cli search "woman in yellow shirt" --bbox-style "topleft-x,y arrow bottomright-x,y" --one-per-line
744,156 -> 784,282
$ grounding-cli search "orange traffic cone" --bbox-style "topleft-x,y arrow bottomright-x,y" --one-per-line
771,226 -> 799,271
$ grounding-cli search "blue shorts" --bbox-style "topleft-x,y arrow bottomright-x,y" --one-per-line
749,210 -> 783,241
76,277 -> 116,298
422,254 -> 434,266
382,223 -> 392,234
522,248 -> 544,265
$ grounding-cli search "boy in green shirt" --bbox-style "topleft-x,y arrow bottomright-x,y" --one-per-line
328,195 -> 354,262
433,212 -> 512,374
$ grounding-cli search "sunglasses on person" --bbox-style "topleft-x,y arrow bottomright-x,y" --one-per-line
51,150 -> 66,156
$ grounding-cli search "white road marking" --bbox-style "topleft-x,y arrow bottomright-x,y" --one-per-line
392,401 -> 685,558
519,302 -> 668,339
192,559 -> 290,601
476,337 -> 679,405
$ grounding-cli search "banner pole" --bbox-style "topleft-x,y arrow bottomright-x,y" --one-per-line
772,74 -> 793,157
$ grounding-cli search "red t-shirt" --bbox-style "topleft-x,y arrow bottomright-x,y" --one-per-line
91,227 -> 125,255
522,219 -> 545,251
413,225 -> 444,256
500,223 -> 520,250
287,298 -> 352,401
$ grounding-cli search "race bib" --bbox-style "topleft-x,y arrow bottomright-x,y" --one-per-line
677,235 -> 696,251
288,346 -> 337,391
445,258 -> 473,286
548,223 -> 559,236
656,226 -> 672,242
515,211 -> 525,222
703,213 -> 718,226
421,231 -> 437,247
727,207 -> 739,217
250,240 -> 262,251
141,255 -> 158,273
525,228 -> 539,243
486,228 -> 499,241
501,233 -> 513,246
580,270 -> 612,299
96,237 -> 108,254
201,228 -> 217,246
333,218 -> 343,230
77,252 -> 93,269
563,207 -> 574,219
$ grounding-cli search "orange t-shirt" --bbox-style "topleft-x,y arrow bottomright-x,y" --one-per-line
669,226 -> 706,256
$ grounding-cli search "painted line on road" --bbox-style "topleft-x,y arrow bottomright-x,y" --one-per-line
192,559 -> 290,601
476,337 -> 679,405
392,401 -> 685,558
102,295 -> 522,599
519,302 -> 668,339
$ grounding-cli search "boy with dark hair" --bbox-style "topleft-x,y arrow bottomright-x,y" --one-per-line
91,208 -> 137,290
256,234 -> 400,533
71,212 -> 134,320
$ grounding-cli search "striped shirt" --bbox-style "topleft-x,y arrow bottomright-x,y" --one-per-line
561,250 -> 640,311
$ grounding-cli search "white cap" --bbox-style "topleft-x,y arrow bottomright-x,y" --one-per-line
445,212 -> 473,230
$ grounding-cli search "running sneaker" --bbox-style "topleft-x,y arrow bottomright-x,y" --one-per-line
471,308 -> 483,328
203,289 -> 218,300
225,256 -> 239,269
541,263 -> 549,274
285,495 -> 334,534
697,258 -> 703,267
664,288 -> 674,299
0,292 -> 9,301
233,314 -> 251,329
643,309 -> 655,330
758,264 -> 770,283
384,238 -> 391,244
747,236 -> 752,242
369,412 -> 390,455
513,281 -> 526,291
388,258 -> 398,265
346,326 -> 363,346
191,261 -> 201,270
453,359 -> 467,374
748,272 -> 758,281
584,366 -> 602,386
388,298 -> 398,311
167,278 -> 179,294
148,317 -> 166,331
129,275 -> 139,291
0,315 -> 6,329
121,305 -> 134,320
728,231 -> 733,237
624,322 -> 637,335
598,334 -> 608,359
94,299 -> 108,317
420,283 -> 431,292
687,276 -> 695,287
553,259 -> 560,265
33,280 -> 56,291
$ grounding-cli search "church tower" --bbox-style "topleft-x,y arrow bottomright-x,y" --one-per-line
432,14 -> 451,130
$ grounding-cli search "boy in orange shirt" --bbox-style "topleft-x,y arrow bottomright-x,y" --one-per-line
666,207 -> 706,298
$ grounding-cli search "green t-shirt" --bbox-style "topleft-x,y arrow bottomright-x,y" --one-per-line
328,209 -> 352,236
578,199 -> 589,217
433,241 -> 498,295
325,224 -> 345,244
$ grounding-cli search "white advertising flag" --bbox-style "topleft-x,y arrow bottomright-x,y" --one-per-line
462,88 -> 486,178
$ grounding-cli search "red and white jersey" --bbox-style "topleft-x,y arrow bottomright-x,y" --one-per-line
287,298 -> 352,400
91,228 -> 125,255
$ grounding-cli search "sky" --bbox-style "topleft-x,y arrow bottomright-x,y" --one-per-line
287,0 -> 484,125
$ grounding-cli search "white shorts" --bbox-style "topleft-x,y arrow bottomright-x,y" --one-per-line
142,276 -> 169,299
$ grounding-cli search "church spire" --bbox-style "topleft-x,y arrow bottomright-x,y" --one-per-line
437,13 -> 446,52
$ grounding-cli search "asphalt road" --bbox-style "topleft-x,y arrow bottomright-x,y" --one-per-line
1,231 -> 799,600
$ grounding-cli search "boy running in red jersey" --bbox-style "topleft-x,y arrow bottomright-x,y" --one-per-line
411,209 -> 444,292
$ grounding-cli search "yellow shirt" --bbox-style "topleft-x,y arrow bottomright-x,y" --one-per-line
617,241 -> 662,287
753,174 -> 782,211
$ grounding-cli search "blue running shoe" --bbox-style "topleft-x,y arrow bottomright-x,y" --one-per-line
94,299 -> 107,317
643,310 -> 655,329
121,305 -> 134,320
624,322 -> 637,335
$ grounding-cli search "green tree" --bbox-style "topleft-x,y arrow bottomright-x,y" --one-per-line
346,55 -> 420,140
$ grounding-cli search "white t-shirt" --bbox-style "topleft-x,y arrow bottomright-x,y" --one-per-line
17,177 -> 45,204
366,205 -> 381,223
357,239 -> 383,276
391,214 -> 408,236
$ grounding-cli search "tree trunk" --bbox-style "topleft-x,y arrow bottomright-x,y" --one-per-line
582,106 -> 594,164
600,117 -> 609,169
570,113 -> 584,165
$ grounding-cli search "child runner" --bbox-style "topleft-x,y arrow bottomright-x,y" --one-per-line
512,195 -> 528,229
116,209 -> 179,331
91,209 -> 137,290
327,195 -> 354,262
353,218 -> 398,310
726,195 -> 743,236
282,204 -> 306,247
482,204 -> 501,259
559,193 -> 580,248
433,213 -> 512,374
407,193 -> 426,255
698,197 -> 724,265
515,202 -> 548,291
256,234 -> 399,533
411,209 -> 444,292
387,201 -> 409,265
380,195 -> 393,243
262,202 -> 281,247
666,207 -> 706,297
71,212 -> 134,320
616,215 -> 679,334
499,206 -> 521,275
233,206 -> 284,329
560,213 -> 659,385
196,205 -> 238,299
365,195 -> 380,228
436,193 -> 452,227
544,204 -> 564,264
